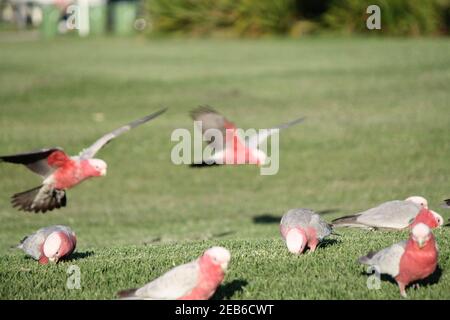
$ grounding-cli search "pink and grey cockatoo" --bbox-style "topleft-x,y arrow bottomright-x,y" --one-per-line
0,108 -> 166,213
280,208 -> 334,254
17,225 -> 77,264
190,106 -> 305,165
117,247 -> 231,300
332,196 -> 443,230
358,222 -> 438,297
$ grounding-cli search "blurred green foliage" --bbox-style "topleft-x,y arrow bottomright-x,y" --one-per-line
144,0 -> 449,37
324,0 -> 449,36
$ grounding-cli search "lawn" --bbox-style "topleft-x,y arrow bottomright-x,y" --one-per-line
0,36 -> 449,299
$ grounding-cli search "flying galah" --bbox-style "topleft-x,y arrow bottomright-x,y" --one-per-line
117,246 -> 231,300
190,106 -> 305,165
0,108 -> 167,213
17,225 -> 77,264
332,196 -> 443,230
358,222 -> 438,297
280,208 -> 334,254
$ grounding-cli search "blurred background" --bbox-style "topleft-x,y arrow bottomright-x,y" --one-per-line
0,0 -> 449,38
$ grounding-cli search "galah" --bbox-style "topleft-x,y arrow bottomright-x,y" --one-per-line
358,222 -> 438,297
190,106 -> 305,165
0,108 -> 166,213
332,196 -> 443,230
117,246 -> 231,300
280,208 -> 334,254
17,225 -> 77,264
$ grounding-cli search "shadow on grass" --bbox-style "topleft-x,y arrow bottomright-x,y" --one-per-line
252,209 -> 340,224
212,279 -> 248,300
189,163 -> 222,168
317,238 -> 339,249
66,251 -> 95,261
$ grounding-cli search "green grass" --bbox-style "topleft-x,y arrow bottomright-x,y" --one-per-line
0,36 -> 449,299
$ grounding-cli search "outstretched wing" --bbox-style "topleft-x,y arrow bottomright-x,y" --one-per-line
191,106 -> 236,149
247,115 -> 305,149
78,108 -> 167,160
0,147 -> 65,177
11,185 -> 67,214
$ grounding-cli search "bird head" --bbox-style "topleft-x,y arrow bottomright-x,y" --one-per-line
405,196 -> 428,209
286,228 -> 307,255
410,208 -> 442,229
205,246 -> 231,272
411,223 -> 432,249
43,232 -> 74,263
87,159 -> 107,177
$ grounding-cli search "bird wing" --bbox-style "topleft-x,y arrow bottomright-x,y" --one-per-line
310,214 -> 333,239
191,106 -> 237,149
356,201 -> 420,229
11,185 -> 67,214
359,241 -> 407,277
78,108 -> 167,160
135,260 -> 200,300
280,208 -> 316,238
0,147 -> 65,177
247,115 -> 305,149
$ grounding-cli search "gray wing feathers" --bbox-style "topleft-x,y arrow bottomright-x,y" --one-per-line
135,260 -> 200,300
281,208 -> 332,239
356,201 -> 420,229
359,241 -> 406,277
247,115 -> 305,148
0,147 -> 63,177
79,108 -> 167,160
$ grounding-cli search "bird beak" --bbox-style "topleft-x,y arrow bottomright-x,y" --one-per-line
49,257 -> 59,263
417,239 -> 426,248
100,168 -> 107,176
220,262 -> 228,271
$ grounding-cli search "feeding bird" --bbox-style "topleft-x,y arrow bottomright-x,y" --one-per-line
16,225 -> 77,264
117,246 -> 230,300
280,208 -> 334,254
0,108 -> 167,213
190,106 -> 305,166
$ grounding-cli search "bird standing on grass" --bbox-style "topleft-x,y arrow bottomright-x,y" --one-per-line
0,108 -> 167,213
190,106 -> 305,166
358,222 -> 438,298
280,208 -> 334,254
117,246 -> 231,300
17,225 -> 77,264
332,196 -> 443,230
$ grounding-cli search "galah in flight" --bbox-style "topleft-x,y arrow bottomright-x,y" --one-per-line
358,222 -> 438,297
117,246 -> 231,300
332,196 -> 443,230
190,106 -> 305,166
0,108 -> 167,213
16,225 -> 77,264
280,208 -> 334,254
